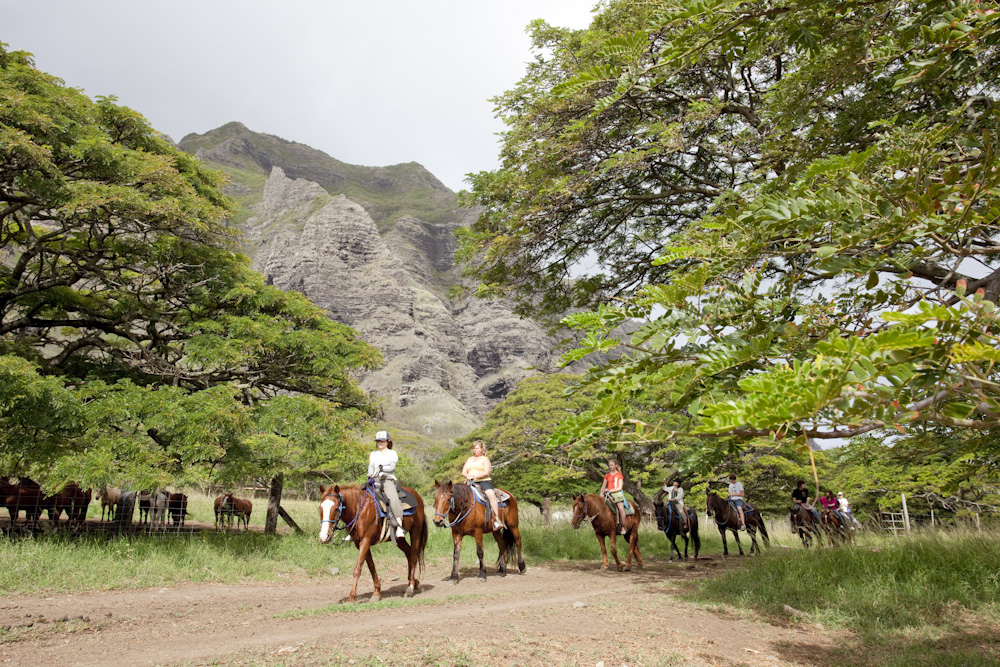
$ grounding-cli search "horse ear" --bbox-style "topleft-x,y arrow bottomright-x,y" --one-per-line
445,481 -> 453,490
333,484 -> 340,494
319,485 -> 326,495
434,480 -> 440,489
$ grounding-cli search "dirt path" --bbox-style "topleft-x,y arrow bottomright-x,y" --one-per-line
0,559 -> 835,666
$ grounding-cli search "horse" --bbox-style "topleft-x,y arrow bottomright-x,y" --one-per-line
318,481 -> 427,602
47,482 -> 91,528
432,481 -> 526,582
706,490 -> 769,556
168,493 -> 189,527
149,489 -> 170,527
97,486 -> 121,522
820,508 -> 853,546
1,476 -> 47,530
790,504 -> 823,547
653,500 -> 700,561
138,491 -> 152,524
571,493 -> 643,571
222,494 -> 252,530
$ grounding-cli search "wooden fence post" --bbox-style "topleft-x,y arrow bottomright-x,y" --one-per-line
930,508 -> 935,528
901,493 -> 911,533
976,512 -> 981,532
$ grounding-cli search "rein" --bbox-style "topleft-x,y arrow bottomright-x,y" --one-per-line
434,487 -> 475,528
709,496 -> 733,527
321,487 -> 371,540
573,498 -> 598,528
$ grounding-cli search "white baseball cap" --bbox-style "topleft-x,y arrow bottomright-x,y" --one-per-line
375,430 -> 390,441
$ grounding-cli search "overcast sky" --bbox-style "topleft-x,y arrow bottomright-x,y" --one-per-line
3,1 -> 598,192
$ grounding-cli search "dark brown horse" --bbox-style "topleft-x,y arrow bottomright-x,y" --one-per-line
47,482 -> 91,528
790,504 -> 823,547
318,481 -> 427,602
653,499 -> 700,560
432,481 -> 525,582
820,509 -> 853,546
571,493 -> 643,571
706,490 -> 769,556
2,477 -> 51,530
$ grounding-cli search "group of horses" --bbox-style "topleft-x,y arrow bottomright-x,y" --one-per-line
789,503 -> 855,547
313,478 -> 779,604
1,479 -> 253,532
1,477 -> 91,530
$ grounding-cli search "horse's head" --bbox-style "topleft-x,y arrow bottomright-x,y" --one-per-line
705,490 -> 719,517
318,484 -> 344,544
653,501 -> 666,531
570,494 -> 588,529
432,480 -> 454,528
222,493 -> 235,511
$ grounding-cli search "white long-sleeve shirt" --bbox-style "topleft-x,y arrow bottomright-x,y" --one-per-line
368,448 -> 398,478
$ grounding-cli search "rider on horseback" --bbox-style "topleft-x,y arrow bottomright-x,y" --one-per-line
820,489 -> 851,529
461,439 -> 502,530
668,479 -> 689,531
369,430 -> 406,538
728,473 -> 747,530
792,479 -> 821,524
600,459 -> 629,535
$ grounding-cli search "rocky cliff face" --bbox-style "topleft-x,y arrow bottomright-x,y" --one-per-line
179,124 -> 566,440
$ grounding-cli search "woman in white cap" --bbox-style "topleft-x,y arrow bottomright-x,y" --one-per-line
369,430 -> 405,538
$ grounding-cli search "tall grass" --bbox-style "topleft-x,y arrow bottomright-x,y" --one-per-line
692,530 -> 1000,637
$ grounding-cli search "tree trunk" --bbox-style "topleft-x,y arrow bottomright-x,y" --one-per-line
277,505 -> 303,534
265,473 -> 283,535
542,497 -> 551,528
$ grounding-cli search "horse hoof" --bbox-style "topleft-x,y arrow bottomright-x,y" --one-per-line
447,579 -> 458,586
368,595 -> 381,603
404,586 -> 414,598
624,566 -> 631,572
518,563 -> 526,573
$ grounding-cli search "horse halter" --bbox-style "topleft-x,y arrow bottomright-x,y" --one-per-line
572,498 -> 596,527
433,492 -> 455,524
320,492 -> 345,530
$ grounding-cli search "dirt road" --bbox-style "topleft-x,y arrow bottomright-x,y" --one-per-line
0,558 -> 835,666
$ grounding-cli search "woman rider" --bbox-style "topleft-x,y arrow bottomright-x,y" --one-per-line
461,440 -> 502,530
369,430 -> 406,538
599,459 -> 629,535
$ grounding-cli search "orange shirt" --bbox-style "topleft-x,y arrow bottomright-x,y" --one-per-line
604,471 -> 624,493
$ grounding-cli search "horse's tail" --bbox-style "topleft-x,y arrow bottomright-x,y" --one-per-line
757,512 -> 770,546
496,525 -> 517,568
417,513 -> 429,576
690,512 -> 701,555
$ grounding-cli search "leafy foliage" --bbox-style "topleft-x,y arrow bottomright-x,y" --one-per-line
0,45 -> 382,491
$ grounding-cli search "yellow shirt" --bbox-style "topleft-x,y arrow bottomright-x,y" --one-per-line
463,455 -> 491,480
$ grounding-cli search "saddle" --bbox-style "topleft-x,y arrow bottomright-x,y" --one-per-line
371,483 -> 418,518
730,499 -> 756,515
469,483 -> 510,507
605,495 -> 635,516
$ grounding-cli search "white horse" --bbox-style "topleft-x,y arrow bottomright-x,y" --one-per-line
149,490 -> 170,527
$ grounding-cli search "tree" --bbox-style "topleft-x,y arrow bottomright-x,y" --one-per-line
0,45 -> 382,497
463,2 -> 1000,467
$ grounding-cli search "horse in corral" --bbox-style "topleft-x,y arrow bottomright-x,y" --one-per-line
706,490 -> 769,556
790,504 -> 823,547
149,490 -> 170,527
47,482 -> 91,528
168,493 -> 189,527
221,494 -> 252,530
432,481 -> 526,582
318,481 -> 428,602
213,495 -> 226,529
1,476 -> 46,530
653,499 -> 700,561
571,493 -> 643,571
97,486 -> 121,522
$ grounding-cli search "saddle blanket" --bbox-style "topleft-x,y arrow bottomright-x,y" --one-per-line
605,495 -> 635,516
470,484 -> 510,507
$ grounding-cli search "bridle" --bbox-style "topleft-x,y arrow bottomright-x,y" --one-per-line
320,488 -> 368,540
572,496 -> 596,528
708,493 -> 733,527
433,486 -> 475,528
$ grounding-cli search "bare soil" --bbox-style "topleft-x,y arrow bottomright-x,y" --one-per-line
0,553 -> 842,667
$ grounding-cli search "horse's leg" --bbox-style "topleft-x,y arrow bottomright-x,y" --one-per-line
348,536 -> 374,603
474,529 -> 487,580
608,532 -> 624,571
682,531 -> 689,560
667,534 -> 679,561
394,524 -> 417,598
510,524 -> 526,573
363,547 -> 382,602
718,526 -> 729,557
732,527 -> 745,556
597,533 -> 610,571
449,531 -> 462,583
492,528 -> 507,576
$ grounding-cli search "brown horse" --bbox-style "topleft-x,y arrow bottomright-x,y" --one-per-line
571,493 -> 643,571
706,490 -> 769,556
790,504 -> 823,547
47,482 -> 91,528
820,509 -> 853,546
318,481 -> 427,602
221,494 -> 252,530
2,477 -> 51,530
432,481 -> 526,582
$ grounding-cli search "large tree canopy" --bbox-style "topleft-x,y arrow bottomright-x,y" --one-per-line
0,45 -> 381,490
463,1 -> 1000,471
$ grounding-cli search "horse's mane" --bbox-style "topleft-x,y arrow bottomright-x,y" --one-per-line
452,483 -> 473,510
